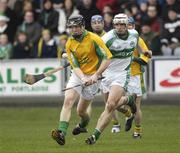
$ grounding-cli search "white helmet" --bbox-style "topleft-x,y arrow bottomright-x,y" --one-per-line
113,13 -> 128,25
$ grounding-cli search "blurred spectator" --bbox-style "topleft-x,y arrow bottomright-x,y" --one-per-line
63,0 -> 79,19
0,14 -> 15,43
77,0 -> 100,31
102,4 -> 113,14
103,12 -> 113,32
53,0 -> 64,10
14,0 -> 38,25
160,9 -> 180,56
23,1 -> 35,12
144,5 -> 161,34
96,0 -> 118,14
0,33 -> 12,59
34,29 -> 58,58
38,0 -> 59,35
57,33 -> 68,59
33,0 -> 43,11
16,11 -> 42,45
139,2 -> 148,21
136,0 -> 148,5
136,0 -> 165,6
12,31 -> 33,59
162,0 -> 180,21
131,2 -> 148,31
0,0 -> 17,39
147,0 -> 161,15
7,0 -> 17,9
58,0 -> 79,34
140,22 -> 161,55
129,4 -> 141,23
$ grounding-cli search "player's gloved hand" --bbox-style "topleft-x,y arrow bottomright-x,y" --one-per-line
143,50 -> 152,58
133,57 -> 147,66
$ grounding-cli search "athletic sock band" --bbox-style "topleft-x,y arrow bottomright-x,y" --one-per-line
58,121 -> 69,135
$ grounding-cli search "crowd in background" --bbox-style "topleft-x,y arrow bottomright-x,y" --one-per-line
0,0 -> 180,60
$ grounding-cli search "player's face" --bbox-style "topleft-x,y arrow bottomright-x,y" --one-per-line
91,21 -> 104,33
69,25 -> 84,37
0,34 -> 8,45
114,23 -> 127,35
128,23 -> 135,30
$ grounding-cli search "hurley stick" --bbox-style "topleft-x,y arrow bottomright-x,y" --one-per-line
24,63 -> 70,85
62,76 -> 105,91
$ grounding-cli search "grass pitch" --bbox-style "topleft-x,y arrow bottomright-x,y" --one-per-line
0,105 -> 180,153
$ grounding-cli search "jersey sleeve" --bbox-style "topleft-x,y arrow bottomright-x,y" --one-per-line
101,30 -> 114,46
66,39 -> 80,68
92,33 -> 112,60
129,29 -> 139,39
101,31 -> 110,44
138,37 -> 151,63
138,37 -> 149,51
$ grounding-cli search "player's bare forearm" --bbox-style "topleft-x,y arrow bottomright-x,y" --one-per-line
73,68 -> 92,85
73,67 -> 85,80
88,59 -> 110,84
95,59 -> 110,76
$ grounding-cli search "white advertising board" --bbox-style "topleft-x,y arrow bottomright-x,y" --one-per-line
153,59 -> 180,93
0,59 -> 62,96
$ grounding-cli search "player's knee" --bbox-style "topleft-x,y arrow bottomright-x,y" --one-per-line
63,96 -> 74,109
106,101 -> 116,112
77,108 -> 86,117
119,96 -> 127,105
120,96 -> 127,104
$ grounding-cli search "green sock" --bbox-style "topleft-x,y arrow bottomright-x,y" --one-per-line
127,95 -> 134,105
79,115 -> 90,128
93,128 -> 101,140
58,121 -> 69,136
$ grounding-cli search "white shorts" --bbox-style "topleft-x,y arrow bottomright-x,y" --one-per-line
100,70 -> 130,93
66,72 -> 100,100
127,74 -> 146,97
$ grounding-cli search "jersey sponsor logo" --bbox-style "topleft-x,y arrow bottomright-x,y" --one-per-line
160,68 -> 180,87
115,52 -> 132,57
78,56 -> 91,64
111,48 -> 134,58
